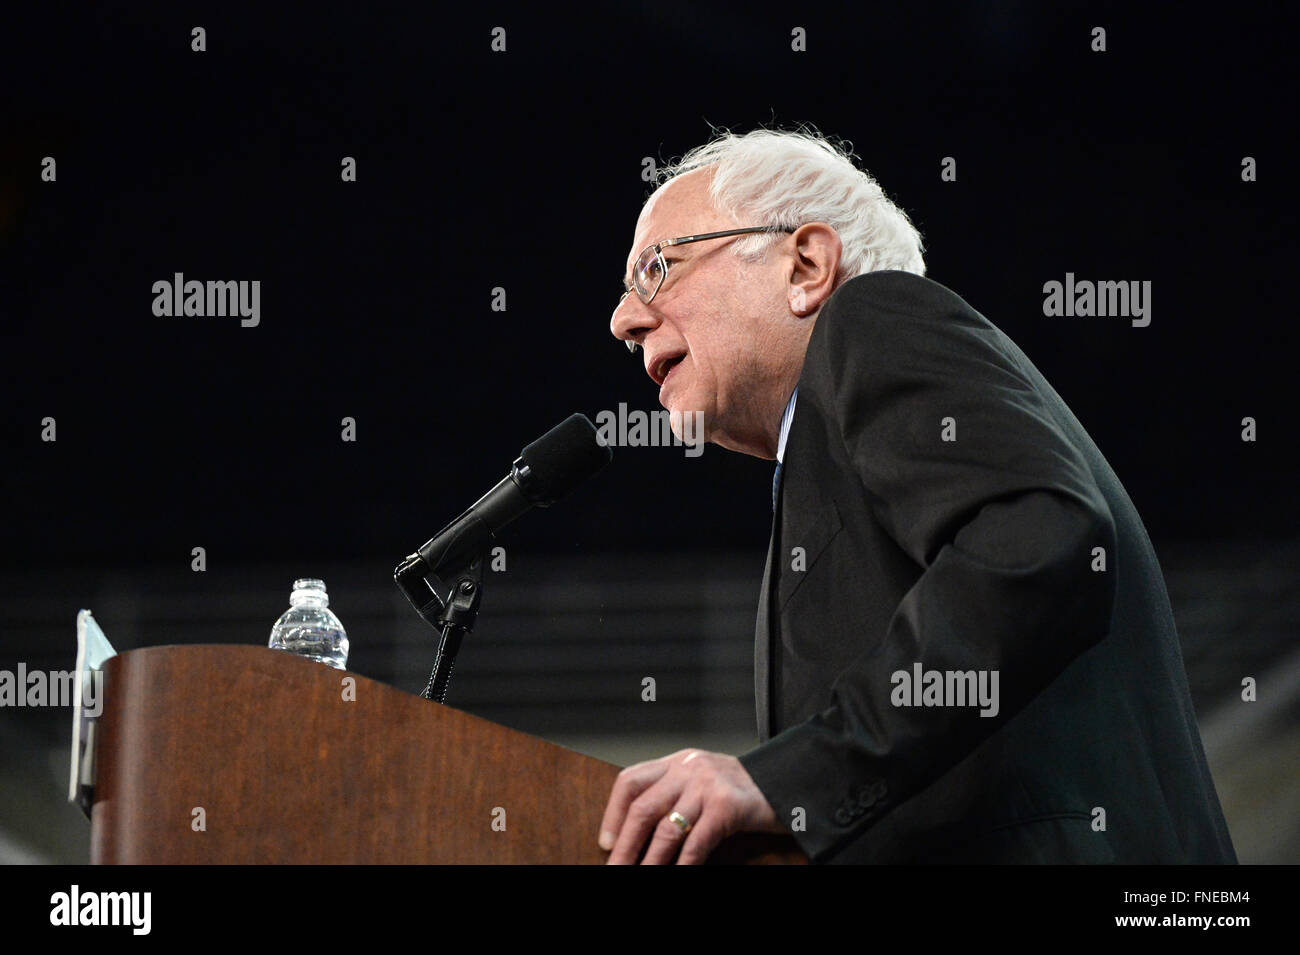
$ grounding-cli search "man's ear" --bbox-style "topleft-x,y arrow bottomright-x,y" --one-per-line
786,223 -> 842,316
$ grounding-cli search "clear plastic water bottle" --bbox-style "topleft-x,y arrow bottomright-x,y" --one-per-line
268,578 -> 349,670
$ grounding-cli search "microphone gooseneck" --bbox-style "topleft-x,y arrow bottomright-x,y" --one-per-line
394,413 -> 612,703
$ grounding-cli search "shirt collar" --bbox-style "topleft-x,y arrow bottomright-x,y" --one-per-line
776,387 -> 798,464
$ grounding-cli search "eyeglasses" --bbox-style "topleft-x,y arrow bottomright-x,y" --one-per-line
616,226 -> 795,353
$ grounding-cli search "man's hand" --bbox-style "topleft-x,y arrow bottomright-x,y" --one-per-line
598,748 -> 786,864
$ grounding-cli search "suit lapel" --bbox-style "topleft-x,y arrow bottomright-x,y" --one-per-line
755,462 -> 785,742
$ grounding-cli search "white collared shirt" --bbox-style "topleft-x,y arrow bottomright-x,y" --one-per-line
777,388 -> 798,464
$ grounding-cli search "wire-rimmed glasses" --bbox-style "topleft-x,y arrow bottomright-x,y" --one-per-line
616,226 -> 795,353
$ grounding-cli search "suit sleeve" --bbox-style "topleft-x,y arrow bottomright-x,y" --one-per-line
738,272 -> 1118,862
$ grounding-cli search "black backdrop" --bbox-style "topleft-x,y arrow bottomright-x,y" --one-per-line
4,2 -> 1296,572
2,1 -> 1299,871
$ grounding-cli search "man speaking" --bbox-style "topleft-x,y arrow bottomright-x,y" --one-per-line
599,127 -> 1237,865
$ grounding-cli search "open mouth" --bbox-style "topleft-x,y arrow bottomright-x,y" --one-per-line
659,355 -> 684,384
649,352 -> 686,386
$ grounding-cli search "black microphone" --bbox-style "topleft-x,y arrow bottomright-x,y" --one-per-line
401,413 -> 612,579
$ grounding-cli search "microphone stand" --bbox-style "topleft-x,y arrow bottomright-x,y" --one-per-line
394,526 -> 490,705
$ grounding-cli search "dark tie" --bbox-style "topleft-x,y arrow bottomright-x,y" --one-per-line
772,460 -> 782,513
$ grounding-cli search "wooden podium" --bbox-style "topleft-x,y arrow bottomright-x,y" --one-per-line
88,645 -> 805,864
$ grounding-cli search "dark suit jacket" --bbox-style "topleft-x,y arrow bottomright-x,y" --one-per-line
737,270 -> 1237,864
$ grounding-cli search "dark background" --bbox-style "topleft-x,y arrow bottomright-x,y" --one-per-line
1,2 -> 1296,863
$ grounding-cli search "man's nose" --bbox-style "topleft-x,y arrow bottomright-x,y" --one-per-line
610,294 -> 660,351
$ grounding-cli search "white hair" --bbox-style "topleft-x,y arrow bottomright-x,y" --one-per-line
646,126 -> 926,279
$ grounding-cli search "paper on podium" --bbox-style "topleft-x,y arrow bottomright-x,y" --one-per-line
69,610 -> 117,813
